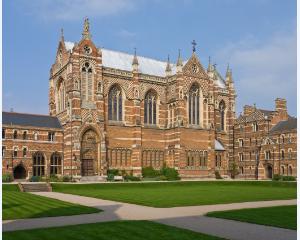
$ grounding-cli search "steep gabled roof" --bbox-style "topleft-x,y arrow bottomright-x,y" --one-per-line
270,117 -> 297,134
213,68 -> 226,89
2,112 -> 62,129
215,139 -> 225,151
64,41 -> 178,77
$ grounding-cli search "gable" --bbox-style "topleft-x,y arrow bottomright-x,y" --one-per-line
182,53 -> 208,78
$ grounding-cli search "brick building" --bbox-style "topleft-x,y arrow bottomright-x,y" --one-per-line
2,19 -> 296,180
234,98 -> 297,179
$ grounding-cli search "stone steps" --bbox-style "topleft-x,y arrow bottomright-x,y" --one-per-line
19,183 -> 52,192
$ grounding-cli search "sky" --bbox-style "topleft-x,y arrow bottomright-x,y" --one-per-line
3,0 -> 297,116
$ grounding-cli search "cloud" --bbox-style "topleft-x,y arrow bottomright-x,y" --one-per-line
20,0 -> 138,21
214,29 -> 296,115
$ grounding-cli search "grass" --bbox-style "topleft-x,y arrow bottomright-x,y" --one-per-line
3,220 -> 226,240
206,205 -> 297,230
2,184 -> 101,220
52,181 -> 296,207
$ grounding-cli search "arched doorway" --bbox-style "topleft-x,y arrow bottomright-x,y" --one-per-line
81,129 -> 99,176
14,164 -> 26,179
266,165 -> 273,179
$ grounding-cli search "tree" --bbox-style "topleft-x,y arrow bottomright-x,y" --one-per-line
229,162 -> 239,179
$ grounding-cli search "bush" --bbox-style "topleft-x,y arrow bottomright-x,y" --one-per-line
157,175 -> 168,181
107,173 -> 115,181
215,171 -> 223,179
62,175 -> 71,182
272,174 -> 282,181
124,175 -> 141,181
2,173 -> 13,182
49,175 -> 61,182
161,167 -> 180,181
142,167 -> 160,178
30,176 -> 41,182
282,176 -> 296,181
228,162 -> 239,179
107,169 -> 119,176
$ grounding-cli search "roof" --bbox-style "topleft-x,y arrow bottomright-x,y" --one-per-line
270,117 -> 297,134
65,41 -> 178,77
2,112 -> 62,129
215,139 -> 225,151
258,109 -> 275,118
213,68 -> 226,88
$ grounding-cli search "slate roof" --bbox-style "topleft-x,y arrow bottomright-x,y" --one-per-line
213,68 -> 226,88
65,41 -> 178,77
2,112 -> 62,129
270,117 -> 297,134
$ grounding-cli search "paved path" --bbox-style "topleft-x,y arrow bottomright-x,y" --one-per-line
3,192 -> 296,240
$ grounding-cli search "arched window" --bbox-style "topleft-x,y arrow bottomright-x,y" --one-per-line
23,147 -> 27,157
281,166 -> 285,175
13,147 -> 18,157
219,101 -> 225,131
288,166 -> 292,175
33,152 -> 45,176
57,79 -> 65,112
23,131 -> 27,140
13,130 -> 18,139
81,62 -> 93,102
34,132 -> 38,141
50,152 -> 62,175
144,90 -> 157,125
288,149 -> 292,159
188,83 -> 200,125
108,85 -> 122,121
281,150 -> 285,160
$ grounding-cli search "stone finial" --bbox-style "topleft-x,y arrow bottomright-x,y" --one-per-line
191,40 -> 197,53
60,28 -> 64,42
82,17 -> 91,40
207,56 -> 213,72
132,48 -> 139,72
165,55 -> 172,76
176,49 -> 183,73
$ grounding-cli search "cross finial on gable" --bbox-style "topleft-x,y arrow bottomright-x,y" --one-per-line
82,17 -> 91,40
191,40 -> 197,52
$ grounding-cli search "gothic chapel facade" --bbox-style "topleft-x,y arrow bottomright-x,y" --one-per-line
49,19 -> 236,178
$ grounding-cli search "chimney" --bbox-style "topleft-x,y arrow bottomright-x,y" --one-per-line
275,98 -> 287,113
243,105 -> 255,116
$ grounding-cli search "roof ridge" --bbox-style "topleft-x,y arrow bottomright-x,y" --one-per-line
3,111 -> 57,118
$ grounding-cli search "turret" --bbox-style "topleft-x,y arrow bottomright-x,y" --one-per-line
207,56 -> 214,78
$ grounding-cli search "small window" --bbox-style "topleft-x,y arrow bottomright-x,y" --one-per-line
2,129 -> 5,139
265,151 -> 271,160
281,135 -> 285,144
13,130 -> 18,139
281,166 -> 285,175
252,122 -> 258,132
239,153 -> 244,161
239,125 -> 244,131
23,147 -> 27,157
2,146 -> 6,157
281,150 -> 285,160
288,149 -> 292,159
48,132 -> 55,142
23,131 -> 27,140
13,147 -> 18,158
239,139 -> 244,147
34,132 -> 38,141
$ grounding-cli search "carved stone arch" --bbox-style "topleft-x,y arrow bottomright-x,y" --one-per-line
77,124 -> 104,143
142,88 -> 158,100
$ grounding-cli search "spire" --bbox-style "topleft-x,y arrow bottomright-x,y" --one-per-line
207,56 -> 213,72
176,49 -> 183,73
132,48 -> 139,72
60,28 -> 64,42
82,17 -> 91,40
165,54 -> 172,76
226,63 -> 233,83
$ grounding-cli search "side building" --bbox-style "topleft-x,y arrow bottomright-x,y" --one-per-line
2,112 -> 63,180
234,98 -> 297,179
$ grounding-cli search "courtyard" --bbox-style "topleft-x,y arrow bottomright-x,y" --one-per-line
3,181 -> 297,240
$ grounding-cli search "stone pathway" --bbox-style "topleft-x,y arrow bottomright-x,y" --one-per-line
3,192 -> 296,240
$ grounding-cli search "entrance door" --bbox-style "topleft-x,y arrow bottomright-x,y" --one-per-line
82,159 -> 94,176
266,165 -> 273,179
81,129 -> 98,176
14,165 -> 26,179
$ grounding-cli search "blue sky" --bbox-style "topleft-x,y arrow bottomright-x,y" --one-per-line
3,0 -> 296,116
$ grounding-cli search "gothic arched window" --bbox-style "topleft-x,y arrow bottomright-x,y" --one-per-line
219,100 -> 226,131
33,152 -> 45,177
108,85 -> 122,121
81,62 -> 93,102
188,83 -> 200,125
50,152 -> 62,175
144,90 -> 157,125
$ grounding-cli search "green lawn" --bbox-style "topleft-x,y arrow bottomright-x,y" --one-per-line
3,220 -> 226,240
206,205 -> 297,230
3,184 -> 100,220
52,181 -> 296,207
